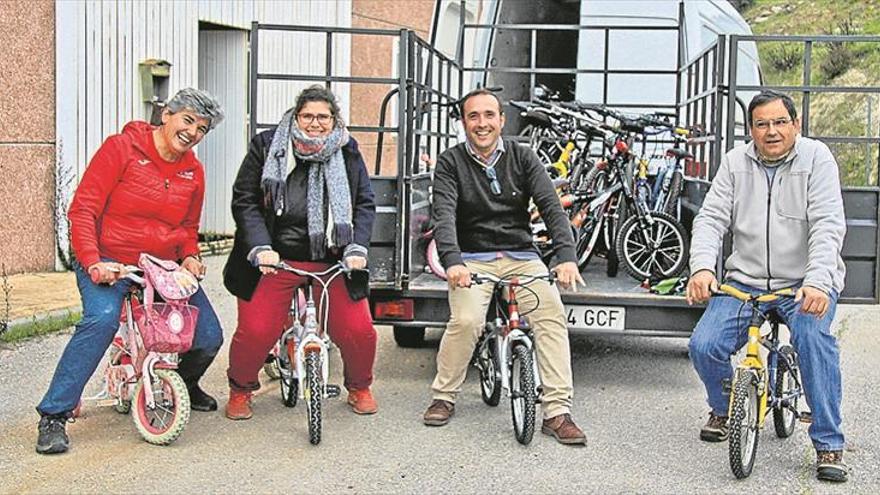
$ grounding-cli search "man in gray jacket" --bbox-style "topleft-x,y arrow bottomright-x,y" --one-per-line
686,90 -> 848,482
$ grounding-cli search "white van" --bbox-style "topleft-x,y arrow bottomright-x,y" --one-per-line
575,0 -> 761,113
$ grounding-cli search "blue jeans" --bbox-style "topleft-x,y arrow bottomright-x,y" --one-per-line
688,280 -> 844,451
37,262 -> 224,416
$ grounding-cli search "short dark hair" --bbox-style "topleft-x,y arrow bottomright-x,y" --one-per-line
294,85 -> 341,118
458,88 -> 504,116
748,90 -> 797,127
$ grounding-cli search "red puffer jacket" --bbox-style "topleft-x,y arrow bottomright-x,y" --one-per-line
69,121 -> 205,268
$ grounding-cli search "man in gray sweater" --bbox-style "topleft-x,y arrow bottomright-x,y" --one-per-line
686,90 -> 848,482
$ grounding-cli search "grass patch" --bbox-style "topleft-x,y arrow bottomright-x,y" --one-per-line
0,311 -> 81,344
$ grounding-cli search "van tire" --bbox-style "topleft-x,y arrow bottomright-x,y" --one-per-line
393,326 -> 426,348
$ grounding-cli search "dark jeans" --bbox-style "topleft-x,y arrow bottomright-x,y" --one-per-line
688,280 -> 844,451
37,262 -> 223,416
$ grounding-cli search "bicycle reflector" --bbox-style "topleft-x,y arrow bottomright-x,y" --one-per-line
373,299 -> 414,320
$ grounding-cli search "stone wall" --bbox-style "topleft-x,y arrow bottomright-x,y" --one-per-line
0,1 -> 56,274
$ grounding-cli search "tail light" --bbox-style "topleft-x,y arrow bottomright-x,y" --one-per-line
373,299 -> 414,320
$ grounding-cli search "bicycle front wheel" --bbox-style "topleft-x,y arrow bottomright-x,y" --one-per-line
728,371 -> 760,479
132,369 -> 190,445
616,211 -> 689,281
510,345 -> 537,445
773,346 -> 799,438
304,351 -> 323,445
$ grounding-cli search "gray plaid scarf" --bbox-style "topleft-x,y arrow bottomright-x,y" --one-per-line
262,108 -> 353,260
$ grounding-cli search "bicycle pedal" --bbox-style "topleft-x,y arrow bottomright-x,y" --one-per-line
799,411 -> 813,424
326,384 -> 341,398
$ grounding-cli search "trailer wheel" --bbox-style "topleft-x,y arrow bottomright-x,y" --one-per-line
393,326 -> 426,348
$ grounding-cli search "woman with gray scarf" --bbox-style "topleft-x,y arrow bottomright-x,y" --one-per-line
222,85 -> 378,419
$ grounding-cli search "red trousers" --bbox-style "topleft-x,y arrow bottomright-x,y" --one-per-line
227,261 -> 377,391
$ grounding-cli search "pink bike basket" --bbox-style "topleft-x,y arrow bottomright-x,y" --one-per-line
134,302 -> 198,353
135,253 -> 200,353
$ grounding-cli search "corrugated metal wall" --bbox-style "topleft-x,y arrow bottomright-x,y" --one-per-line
55,0 -> 352,234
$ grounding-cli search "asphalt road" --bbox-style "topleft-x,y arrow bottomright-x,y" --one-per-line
1,256 -> 878,493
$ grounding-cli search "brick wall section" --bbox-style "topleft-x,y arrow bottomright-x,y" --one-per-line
351,0 -> 435,176
0,1 -> 56,274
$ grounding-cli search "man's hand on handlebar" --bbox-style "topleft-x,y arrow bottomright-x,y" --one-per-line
552,261 -> 585,291
796,285 -> 830,319
686,269 -> 718,305
446,264 -> 472,290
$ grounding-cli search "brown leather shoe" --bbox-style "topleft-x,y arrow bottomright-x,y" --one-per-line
225,389 -> 253,420
541,413 -> 586,445
423,399 -> 455,426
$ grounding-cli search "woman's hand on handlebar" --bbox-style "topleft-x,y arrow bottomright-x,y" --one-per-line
552,261 -> 585,291
181,255 -> 206,280
686,269 -> 718,305
257,250 -> 281,275
344,255 -> 367,271
87,261 -> 125,285
446,264 -> 472,290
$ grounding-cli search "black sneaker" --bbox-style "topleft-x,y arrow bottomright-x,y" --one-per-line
36,415 -> 70,455
699,412 -> 729,442
188,385 -> 218,412
816,450 -> 848,482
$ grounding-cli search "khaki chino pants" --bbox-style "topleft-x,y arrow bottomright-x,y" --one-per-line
430,257 -> 574,418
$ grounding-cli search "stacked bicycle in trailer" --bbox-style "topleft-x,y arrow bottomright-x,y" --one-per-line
246,8 -> 880,352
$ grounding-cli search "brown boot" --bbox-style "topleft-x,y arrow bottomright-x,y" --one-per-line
225,389 -> 253,420
542,413 -> 586,445
423,399 -> 455,426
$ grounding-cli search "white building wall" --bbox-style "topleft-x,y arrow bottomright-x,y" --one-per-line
56,0 -> 352,234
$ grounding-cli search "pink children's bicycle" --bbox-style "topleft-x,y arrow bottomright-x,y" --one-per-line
80,254 -> 198,445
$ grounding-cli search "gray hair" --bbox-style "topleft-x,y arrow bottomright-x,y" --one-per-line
748,90 -> 797,127
165,88 -> 225,131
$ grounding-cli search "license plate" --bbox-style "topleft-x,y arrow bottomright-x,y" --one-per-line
564,305 -> 626,331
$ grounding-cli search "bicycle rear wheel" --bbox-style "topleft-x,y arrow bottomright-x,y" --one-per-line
132,369 -> 190,446
477,336 -> 501,406
280,340 -> 298,408
510,345 -> 537,445
728,371 -> 760,479
304,350 -> 323,445
773,346 -> 799,438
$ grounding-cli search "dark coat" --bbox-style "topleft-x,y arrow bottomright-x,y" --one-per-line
223,129 -> 376,301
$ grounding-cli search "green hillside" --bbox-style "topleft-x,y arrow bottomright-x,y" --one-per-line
741,0 -> 880,186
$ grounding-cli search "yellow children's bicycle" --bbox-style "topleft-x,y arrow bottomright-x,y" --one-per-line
715,284 -> 809,479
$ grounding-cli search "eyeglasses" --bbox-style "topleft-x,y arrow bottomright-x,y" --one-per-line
297,113 -> 334,125
753,118 -> 792,131
484,166 -> 502,196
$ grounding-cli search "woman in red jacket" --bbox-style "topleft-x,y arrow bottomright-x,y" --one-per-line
36,88 -> 225,455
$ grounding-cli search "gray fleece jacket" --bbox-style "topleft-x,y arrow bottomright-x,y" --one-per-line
689,136 -> 846,294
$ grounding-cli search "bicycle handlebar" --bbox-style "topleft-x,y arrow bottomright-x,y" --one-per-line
713,284 -> 796,303
470,272 -> 556,287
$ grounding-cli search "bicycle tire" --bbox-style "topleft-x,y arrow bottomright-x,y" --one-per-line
280,342 -> 298,408
616,211 -> 689,281
131,369 -> 190,446
304,351 -> 323,445
263,360 -> 281,381
728,372 -> 760,479
510,345 -> 537,445
576,214 -> 604,272
478,336 -> 501,407
662,170 -> 683,219
773,346 -> 799,438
